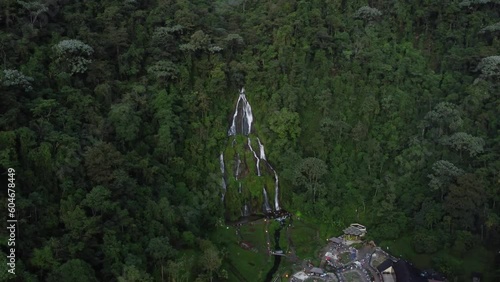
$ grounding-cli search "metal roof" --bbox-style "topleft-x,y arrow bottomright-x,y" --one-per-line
343,226 -> 365,235
310,267 -> 324,274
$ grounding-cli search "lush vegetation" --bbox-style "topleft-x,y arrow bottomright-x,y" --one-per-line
0,0 -> 499,281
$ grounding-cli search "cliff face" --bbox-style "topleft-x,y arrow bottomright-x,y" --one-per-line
221,89 -> 281,220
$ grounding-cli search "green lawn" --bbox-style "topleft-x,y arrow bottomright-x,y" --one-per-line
211,216 -> 316,282
211,224 -> 272,281
289,219 -> 324,262
239,221 -> 268,252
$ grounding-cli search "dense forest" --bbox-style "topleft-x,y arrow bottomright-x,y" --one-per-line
0,0 -> 499,281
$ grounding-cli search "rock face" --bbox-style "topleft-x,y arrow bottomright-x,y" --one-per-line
220,88 -> 281,220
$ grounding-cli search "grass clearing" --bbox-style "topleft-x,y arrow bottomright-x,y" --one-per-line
211,224 -> 272,281
290,219 -> 323,262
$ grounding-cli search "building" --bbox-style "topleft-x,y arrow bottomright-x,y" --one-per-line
350,223 -> 366,232
377,259 -> 396,274
292,271 -> 309,281
328,237 -> 343,244
343,226 -> 366,240
308,267 -> 324,276
376,259 -> 428,282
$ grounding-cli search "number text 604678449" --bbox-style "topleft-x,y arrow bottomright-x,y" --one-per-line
7,168 -> 16,275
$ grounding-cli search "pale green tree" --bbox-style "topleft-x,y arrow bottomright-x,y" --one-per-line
294,157 -> 328,203
428,160 -> 464,200
440,132 -> 485,158
53,39 -> 93,75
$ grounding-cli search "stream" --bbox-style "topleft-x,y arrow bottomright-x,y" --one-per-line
264,224 -> 283,282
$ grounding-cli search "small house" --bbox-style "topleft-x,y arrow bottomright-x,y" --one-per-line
377,259 -> 428,282
377,259 -> 396,275
343,226 -> 366,240
328,237 -> 343,244
309,267 -> 324,276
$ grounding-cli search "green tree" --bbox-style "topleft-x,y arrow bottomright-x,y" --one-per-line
81,186 -> 115,216
31,245 -> 59,276
475,55 -> 500,80
117,265 -> 153,282
440,132 -> 485,158
109,100 -> 142,143
423,102 -> 463,138
268,108 -> 300,141
412,231 -> 441,254
47,259 -> 98,282
428,160 -> 464,200
198,240 -> 222,282
444,173 -> 487,231
1,69 -> 34,91
294,157 -> 328,203
166,257 -> 193,282
52,39 -> 94,75
84,142 -> 124,185
147,237 -> 174,281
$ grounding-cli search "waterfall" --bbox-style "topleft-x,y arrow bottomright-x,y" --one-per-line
257,137 -> 266,160
263,188 -> 272,213
219,153 -> 227,201
228,88 -> 253,136
242,92 -> 253,134
268,165 -> 281,211
228,95 -> 241,136
247,138 -> 260,176
243,202 -> 250,216
256,137 -> 280,211
274,171 -> 280,211
235,153 -> 241,180
222,88 -> 285,217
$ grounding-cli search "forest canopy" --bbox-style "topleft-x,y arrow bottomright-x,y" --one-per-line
0,0 -> 499,281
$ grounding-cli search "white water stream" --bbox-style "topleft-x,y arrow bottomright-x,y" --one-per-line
221,88 -> 281,213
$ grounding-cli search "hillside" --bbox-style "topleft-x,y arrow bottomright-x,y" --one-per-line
0,0 -> 499,281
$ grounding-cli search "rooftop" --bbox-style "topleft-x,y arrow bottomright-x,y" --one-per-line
309,267 -> 324,274
376,259 -> 428,282
328,237 -> 343,244
343,226 -> 365,236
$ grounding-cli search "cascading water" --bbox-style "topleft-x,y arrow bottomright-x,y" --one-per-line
263,188 -> 272,213
228,96 -> 241,136
263,163 -> 281,211
219,153 -> 226,201
247,138 -> 260,176
256,138 -> 280,210
228,88 -> 253,136
273,171 -> 280,211
221,88 -> 292,282
257,137 -> 266,160
235,153 -> 241,180
243,202 -> 250,216
222,88 -> 283,219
